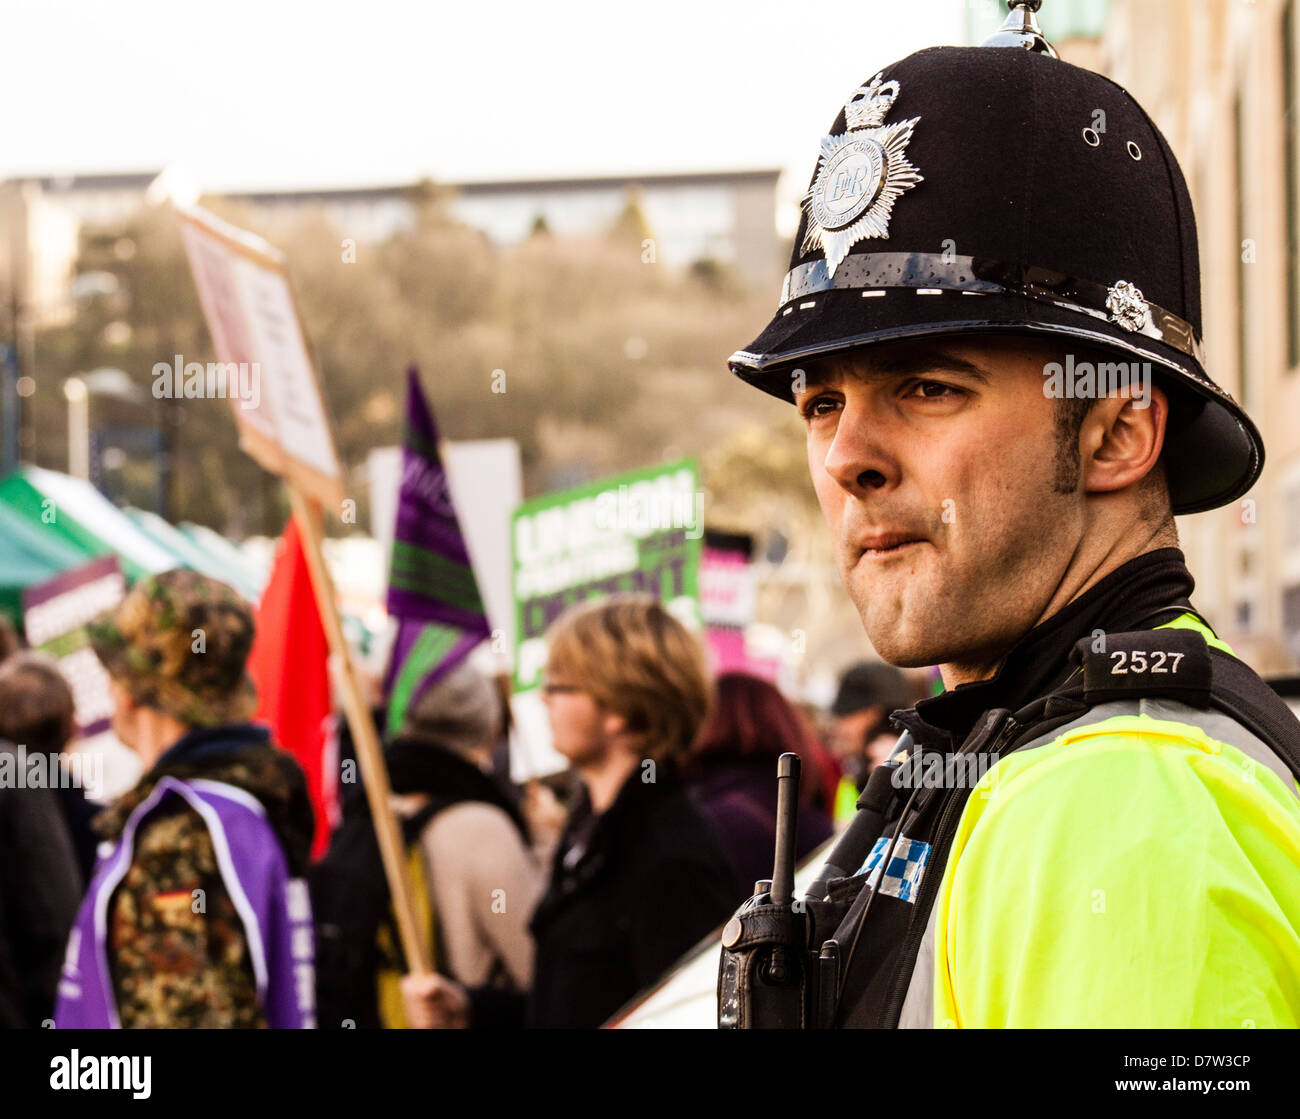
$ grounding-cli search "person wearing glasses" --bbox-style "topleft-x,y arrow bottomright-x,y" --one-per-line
402,594 -> 742,1028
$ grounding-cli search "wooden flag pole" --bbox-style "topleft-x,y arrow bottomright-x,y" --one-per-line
171,203 -> 430,979
288,484 -> 432,978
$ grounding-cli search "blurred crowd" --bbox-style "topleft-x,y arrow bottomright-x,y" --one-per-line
0,572 -> 927,1029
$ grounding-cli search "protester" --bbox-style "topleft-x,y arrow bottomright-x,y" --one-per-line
396,665 -> 542,997
312,661 -> 542,1027
0,653 -> 99,881
53,569 -> 317,1029
401,595 -> 742,1028
687,672 -> 833,890
0,655 -> 85,1027
826,661 -> 914,822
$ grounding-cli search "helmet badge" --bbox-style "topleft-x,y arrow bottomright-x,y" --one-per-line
802,73 -> 923,278
1105,280 -> 1151,332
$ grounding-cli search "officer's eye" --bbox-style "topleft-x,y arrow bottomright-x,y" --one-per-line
905,379 -> 963,400
799,394 -> 841,420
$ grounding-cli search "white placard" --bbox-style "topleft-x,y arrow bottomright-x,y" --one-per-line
176,205 -> 343,506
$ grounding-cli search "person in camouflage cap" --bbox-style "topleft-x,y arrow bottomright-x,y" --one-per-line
55,567 -> 317,1029
86,568 -> 258,727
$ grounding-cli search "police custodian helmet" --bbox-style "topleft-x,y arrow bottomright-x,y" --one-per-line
729,0 -> 1263,516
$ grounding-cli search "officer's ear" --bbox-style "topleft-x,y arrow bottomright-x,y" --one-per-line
1081,382 -> 1168,497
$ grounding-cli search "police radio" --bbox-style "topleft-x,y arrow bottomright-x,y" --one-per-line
717,743 -> 912,1028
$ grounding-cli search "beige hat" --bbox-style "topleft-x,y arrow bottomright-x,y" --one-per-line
399,661 -> 498,754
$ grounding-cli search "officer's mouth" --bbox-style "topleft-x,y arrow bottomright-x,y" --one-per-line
856,531 -> 928,559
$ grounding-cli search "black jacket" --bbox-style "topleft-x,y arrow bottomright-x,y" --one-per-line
0,742 -> 83,1028
471,764 -> 743,1028
528,766 -> 743,1028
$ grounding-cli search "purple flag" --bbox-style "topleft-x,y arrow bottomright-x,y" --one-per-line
384,368 -> 492,735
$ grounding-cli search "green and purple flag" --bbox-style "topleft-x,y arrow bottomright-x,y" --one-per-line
383,367 -> 492,736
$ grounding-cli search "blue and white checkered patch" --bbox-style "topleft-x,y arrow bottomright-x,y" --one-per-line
855,835 -> 932,904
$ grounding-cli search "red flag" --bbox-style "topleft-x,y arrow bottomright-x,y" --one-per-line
247,515 -> 335,859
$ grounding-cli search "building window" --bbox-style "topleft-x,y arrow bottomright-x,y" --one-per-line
1285,483 -> 1300,550
1284,585 -> 1300,661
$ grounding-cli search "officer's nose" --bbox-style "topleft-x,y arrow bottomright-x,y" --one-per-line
821,400 -> 898,497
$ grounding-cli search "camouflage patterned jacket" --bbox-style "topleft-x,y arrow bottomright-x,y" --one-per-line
89,725 -> 314,1028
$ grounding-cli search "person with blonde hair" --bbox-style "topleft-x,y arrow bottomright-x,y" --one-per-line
402,594 -> 742,1028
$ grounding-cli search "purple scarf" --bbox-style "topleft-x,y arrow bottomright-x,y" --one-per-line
54,777 -> 316,1029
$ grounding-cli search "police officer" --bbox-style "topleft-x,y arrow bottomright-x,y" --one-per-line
720,1 -> 1300,1027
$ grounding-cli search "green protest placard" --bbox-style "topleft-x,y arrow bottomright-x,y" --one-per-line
508,458 -> 703,779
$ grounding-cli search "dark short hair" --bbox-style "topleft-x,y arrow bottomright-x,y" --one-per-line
0,653 -> 77,753
1051,393 -> 1092,493
1048,343 -> 1171,516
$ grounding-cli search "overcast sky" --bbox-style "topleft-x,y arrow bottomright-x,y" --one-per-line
5,0 -> 973,202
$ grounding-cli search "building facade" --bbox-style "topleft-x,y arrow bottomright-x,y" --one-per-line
1,166 -> 783,331
1095,0 -> 1300,672
964,0 -> 1300,673
234,168 -> 784,283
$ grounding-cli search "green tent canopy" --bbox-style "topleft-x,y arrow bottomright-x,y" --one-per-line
180,523 -> 268,597
125,507 -> 263,602
0,499 -> 96,623
0,467 -> 178,581
0,466 -> 274,630
0,467 -> 183,632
